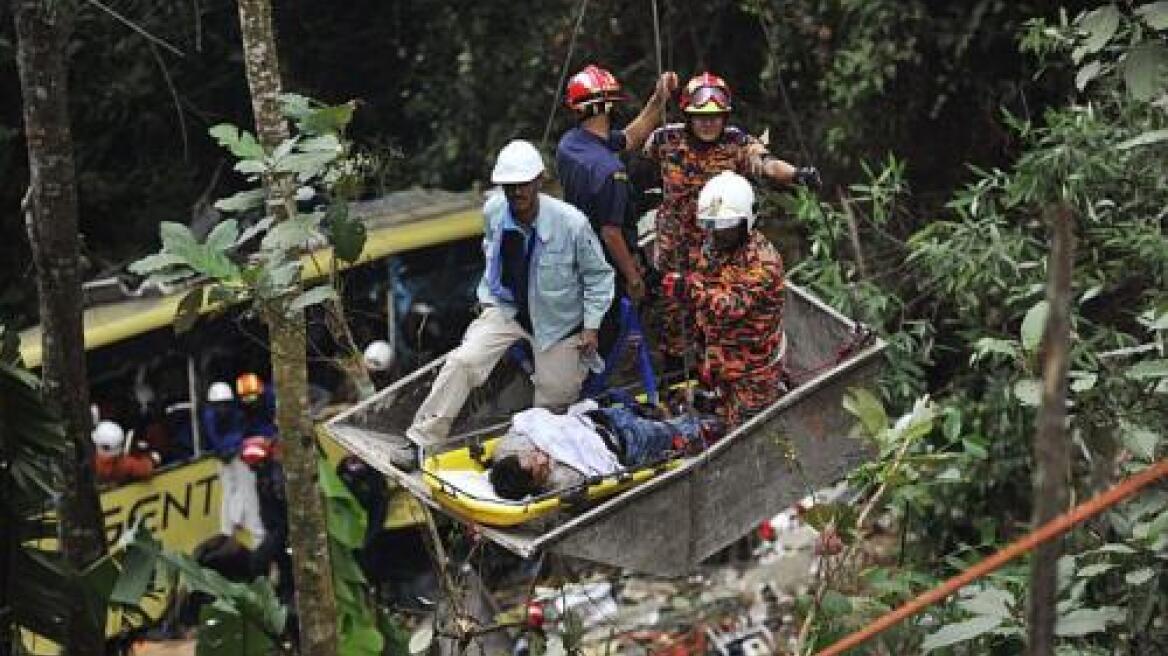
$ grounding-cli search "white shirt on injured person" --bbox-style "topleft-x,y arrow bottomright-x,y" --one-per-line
492,401 -> 617,492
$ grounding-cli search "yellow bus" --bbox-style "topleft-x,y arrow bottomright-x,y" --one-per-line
17,188 -> 485,648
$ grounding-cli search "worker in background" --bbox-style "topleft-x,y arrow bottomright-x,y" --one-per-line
92,420 -> 158,484
662,172 -> 787,426
203,381 -> 266,544
363,339 -> 394,390
644,72 -> 818,367
240,436 -> 293,605
556,65 -> 677,355
235,372 -> 276,438
404,140 -> 614,460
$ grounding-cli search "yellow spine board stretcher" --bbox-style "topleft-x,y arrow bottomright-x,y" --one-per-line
421,436 -> 682,527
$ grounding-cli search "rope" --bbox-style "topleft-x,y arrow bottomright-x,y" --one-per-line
540,0 -> 591,149
816,459 -> 1168,656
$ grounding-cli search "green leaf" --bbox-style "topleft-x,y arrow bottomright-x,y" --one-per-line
214,188 -> 267,213
1069,372 -> 1097,393
288,285 -> 338,313
1125,359 -> 1168,380
237,217 -> 275,245
842,387 -> 888,437
1076,563 -> 1115,578
300,102 -> 357,136
1013,378 -> 1042,407
299,134 -> 342,153
1135,1 -> 1168,29
1124,43 -> 1168,101
1120,423 -> 1159,460
1055,607 -> 1124,637
1116,129 -> 1168,150
971,337 -> 1019,364
209,123 -> 265,160
262,215 -> 323,251
958,587 -> 1014,619
1075,61 -> 1103,91
279,93 -> 314,122
1125,567 -> 1155,586
1021,300 -> 1049,351
274,150 -> 337,180
174,288 -> 205,334
1078,5 -> 1120,54
328,211 -> 367,264
129,252 -> 188,275
205,219 -> 240,252
263,261 -> 302,292
922,615 -> 1002,652
160,221 -> 199,255
234,159 -> 268,176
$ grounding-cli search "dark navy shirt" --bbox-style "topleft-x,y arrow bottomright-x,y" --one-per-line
556,128 -> 633,260
499,223 -> 535,332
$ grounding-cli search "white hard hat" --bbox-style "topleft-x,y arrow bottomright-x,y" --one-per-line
92,420 -> 126,454
363,340 -> 393,372
490,140 -> 545,185
697,171 -> 755,231
207,381 -> 234,403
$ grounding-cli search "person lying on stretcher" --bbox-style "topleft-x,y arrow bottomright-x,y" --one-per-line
488,400 -> 724,500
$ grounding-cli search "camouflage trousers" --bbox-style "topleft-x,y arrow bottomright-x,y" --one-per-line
710,360 -> 785,427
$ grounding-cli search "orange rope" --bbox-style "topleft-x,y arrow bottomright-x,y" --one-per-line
816,459 -> 1168,656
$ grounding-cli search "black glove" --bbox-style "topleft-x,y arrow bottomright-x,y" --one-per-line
793,166 -> 822,190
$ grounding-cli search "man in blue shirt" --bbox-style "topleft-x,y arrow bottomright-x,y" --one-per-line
405,140 -> 615,452
556,66 -> 677,354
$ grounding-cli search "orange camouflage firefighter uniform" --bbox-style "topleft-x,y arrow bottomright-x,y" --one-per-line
685,230 -> 785,425
643,124 -> 768,358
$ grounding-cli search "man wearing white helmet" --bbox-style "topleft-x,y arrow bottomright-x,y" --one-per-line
92,420 -> 157,484
661,172 -> 786,425
201,381 -> 266,543
405,139 -> 615,456
362,340 -> 394,391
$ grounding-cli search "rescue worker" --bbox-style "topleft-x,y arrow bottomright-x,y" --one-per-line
556,65 -> 677,354
202,381 -> 266,543
662,172 -> 786,426
240,436 -> 293,605
235,372 -> 276,438
644,72 -> 818,364
92,420 -> 157,484
405,140 -> 614,458
363,339 -> 394,390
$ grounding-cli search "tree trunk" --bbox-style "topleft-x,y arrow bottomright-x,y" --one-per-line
1026,206 -> 1075,655
234,1 -> 338,653
12,1 -> 108,654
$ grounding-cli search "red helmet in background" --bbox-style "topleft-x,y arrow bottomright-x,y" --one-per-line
680,72 -> 732,114
565,64 -> 626,115
240,436 -> 273,466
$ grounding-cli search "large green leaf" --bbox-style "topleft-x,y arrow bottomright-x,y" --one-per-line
1116,128 -> 1168,150
1124,43 -> 1168,101
842,387 -> 888,437
1078,5 -> 1120,55
1020,300 -> 1049,352
1055,606 -> 1124,637
1125,359 -> 1168,380
209,123 -> 266,161
205,219 -> 240,252
318,458 -> 367,548
288,285 -> 338,314
174,288 -> 205,334
262,214 -> 323,251
214,188 -> 267,214
921,615 -> 1002,652
327,203 -> 367,264
1135,1 -> 1168,29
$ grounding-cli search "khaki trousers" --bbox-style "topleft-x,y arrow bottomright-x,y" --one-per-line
407,306 -> 587,445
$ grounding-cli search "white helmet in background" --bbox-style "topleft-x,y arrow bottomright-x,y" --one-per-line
206,381 -> 234,403
92,420 -> 126,455
697,171 -> 756,231
363,340 -> 394,372
491,140 -> 545,185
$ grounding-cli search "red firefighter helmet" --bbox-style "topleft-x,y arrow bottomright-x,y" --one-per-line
680,72 -> 732,114
565,64 -> 626,114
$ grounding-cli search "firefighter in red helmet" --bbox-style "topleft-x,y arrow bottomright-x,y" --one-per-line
557,65 -> 677,357
645,71 -> 819,366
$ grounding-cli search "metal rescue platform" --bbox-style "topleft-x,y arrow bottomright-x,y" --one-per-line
323,283 -> 886,576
